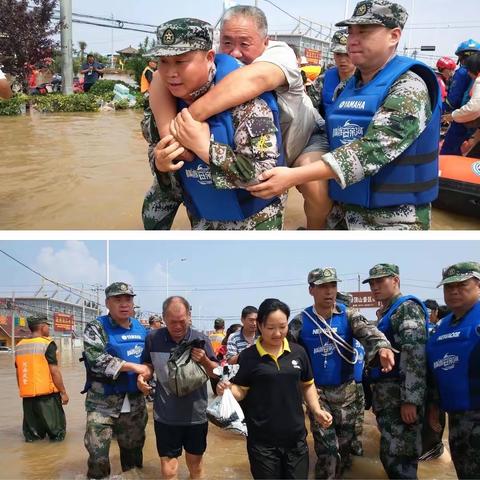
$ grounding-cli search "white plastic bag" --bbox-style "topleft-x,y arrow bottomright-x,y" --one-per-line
206,364 -> 247,436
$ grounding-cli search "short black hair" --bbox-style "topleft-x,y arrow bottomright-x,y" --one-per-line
87,54 -> 94,58
241,305 -> 258,319
424,299 -> 439,310
465,53 -> 480,76
257,298 -> 290,325
438,305 -> 451,320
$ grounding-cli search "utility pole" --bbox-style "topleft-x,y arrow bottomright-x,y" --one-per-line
111,14 -> 115,68
106,240 -> 110,287
10,292 -> 15,356
60,0 -> 73,94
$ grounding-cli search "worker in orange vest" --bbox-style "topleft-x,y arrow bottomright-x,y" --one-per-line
15,315 -> 69,442
140,59 -> 158,94
208,318 -> 226,355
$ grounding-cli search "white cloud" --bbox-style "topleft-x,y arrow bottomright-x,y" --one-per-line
35,240 -> 135,293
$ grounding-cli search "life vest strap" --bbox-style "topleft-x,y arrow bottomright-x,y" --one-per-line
373,178 -> 438,194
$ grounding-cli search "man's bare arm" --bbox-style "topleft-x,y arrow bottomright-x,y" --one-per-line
0,79 -> 12,99
150,70 -> 177,138
188,61 -> 286,122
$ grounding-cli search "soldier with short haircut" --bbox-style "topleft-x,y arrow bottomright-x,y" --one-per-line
248,0 -> 442,230
82,282 -> 150,479
364,263 -> 428,478
289,267 -> 394,478
142,17 -> 286,230
427,262 -> 480,479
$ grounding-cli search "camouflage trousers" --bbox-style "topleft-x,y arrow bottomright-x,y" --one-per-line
84,405 -> 148,479
449,410 -> 480,479
142,145 -> 184,230
375,406 -> 423,479
351,382 -> 365,456
308,381 -> 358,479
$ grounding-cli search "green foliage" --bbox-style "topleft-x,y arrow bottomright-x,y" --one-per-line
0,94 -> 29,115
88,79 -> 132,95
30,93 -> 101,113
0,90 -> 142,115
125,55 -> 148,87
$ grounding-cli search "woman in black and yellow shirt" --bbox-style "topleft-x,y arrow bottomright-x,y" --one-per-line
218,298 -> 332,479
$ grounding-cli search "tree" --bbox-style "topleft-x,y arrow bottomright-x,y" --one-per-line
125,35 -> 156,88
0,0 -> 60,91
78,40 -> 87,65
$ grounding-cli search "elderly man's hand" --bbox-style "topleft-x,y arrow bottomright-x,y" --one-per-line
137,375 -> 152,396
191,347 -> 207,365
154,135 -> 185,172
246,167 -> 293,199
171,109 -> 211,162
378,348 -> 395,373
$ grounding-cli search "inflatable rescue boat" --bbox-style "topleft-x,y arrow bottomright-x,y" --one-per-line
433,155 -> 480,218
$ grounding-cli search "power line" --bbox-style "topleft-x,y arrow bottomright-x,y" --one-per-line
0,249 -> 98,304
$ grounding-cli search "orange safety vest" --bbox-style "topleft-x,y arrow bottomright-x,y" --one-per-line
140,66 -> 155,94
15,337 -> 59,398
209,331 -> 225,355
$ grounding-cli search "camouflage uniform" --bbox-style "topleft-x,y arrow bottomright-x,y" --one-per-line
141,18 -> 285,230
83,283 -> 147,480
364,264 -> 427,479
289,267 -> 392,479
324,1 -> 433,230
310,30 -> 350,116
428,262 -> 480,479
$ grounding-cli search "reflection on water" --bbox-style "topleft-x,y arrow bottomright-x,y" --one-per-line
0,349 -> 456,479
1,112 -> 479,230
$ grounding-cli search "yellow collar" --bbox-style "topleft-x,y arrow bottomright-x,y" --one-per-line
256,337 -> 290,359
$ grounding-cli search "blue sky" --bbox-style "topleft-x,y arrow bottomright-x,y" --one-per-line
0,239 -> 478,330
67,0 -> 480,66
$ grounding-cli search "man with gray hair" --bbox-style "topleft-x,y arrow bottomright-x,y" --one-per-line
138,296 -> 218,479
147,5 -> 331,230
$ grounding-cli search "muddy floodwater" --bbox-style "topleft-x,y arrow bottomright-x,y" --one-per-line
1,111 -> 479,230
0,348 -> 457,479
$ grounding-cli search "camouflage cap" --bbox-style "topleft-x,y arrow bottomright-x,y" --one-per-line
214,318 -> 225,329
437,262 -> 480,287
105,282 -> 136,298
308,267 -> 341,285
149,18 -> 213,57
148,314 -> 163,325
336,0 -> 408,29
27,315 -> 51,328
331,30 -> 349,54
362,263 -> 400,284
336,291 -> 353,306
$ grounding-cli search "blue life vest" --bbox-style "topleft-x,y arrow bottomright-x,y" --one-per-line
327,55 -> 441,208
322,67 -> 341,117
177,53 -> 285,222
299,303 -> 355,386
99,315 -> 147,395
445,66 -> 473,111
353,339 -> 365,383
368,295 -> 428,382
427,301 -> 480,412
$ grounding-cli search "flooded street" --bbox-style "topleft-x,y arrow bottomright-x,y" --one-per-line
1,111 -> 479,230
0,349 -> 456,479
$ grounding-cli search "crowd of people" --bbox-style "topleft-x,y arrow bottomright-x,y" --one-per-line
13,259 -> 480,479
140,0 -> 480,231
